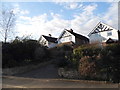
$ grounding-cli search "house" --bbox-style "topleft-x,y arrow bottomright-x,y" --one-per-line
57,29 -> 89,46
39,29 -> 89,48
38,35 -> 57,48
88,22 -> 120,44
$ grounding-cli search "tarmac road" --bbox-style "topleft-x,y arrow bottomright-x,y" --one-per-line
2,76 -> 119,88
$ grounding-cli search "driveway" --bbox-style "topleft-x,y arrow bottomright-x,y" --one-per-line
14,64 -> 59,79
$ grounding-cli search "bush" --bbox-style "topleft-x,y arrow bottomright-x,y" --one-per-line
49,45 -> 73,68
71,44 -> 102,69
2,39 -> 47,68
34,46 -> 49,62
78,56 -> 101,80
100,43 -> 120,83
73,43 -> 120,83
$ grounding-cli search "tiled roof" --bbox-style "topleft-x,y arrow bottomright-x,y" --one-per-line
42,35 -> 57,43
66,29 -> 89,41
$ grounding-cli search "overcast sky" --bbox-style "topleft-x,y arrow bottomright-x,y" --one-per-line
0,1 -> 118,41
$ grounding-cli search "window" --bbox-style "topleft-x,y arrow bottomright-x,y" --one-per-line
69,36 -> 72,41
107,32 -> 112,36
44,41 -> 46,45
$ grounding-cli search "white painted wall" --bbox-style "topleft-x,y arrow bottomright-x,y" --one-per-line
39,36 -> 57,48
89,29 -> 119,43
58,30 -> 75,44
48,42 -> 57,48
39,36 -> 48,47
72,35 -> 75,43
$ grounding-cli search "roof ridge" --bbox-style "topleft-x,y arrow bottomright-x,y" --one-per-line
42,35 -> 57,43
66,29 -> 89,40
42,35 -> 57,39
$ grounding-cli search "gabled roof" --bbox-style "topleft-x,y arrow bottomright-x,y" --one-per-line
88,22 -> 117,37
66,29 -> 89,41
42,35 -> 57,43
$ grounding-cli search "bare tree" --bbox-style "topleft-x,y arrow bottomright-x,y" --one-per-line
0,7 -> 16,43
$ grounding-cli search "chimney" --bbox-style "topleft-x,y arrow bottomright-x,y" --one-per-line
70,29 -> 73,32
49,34 -> 52,37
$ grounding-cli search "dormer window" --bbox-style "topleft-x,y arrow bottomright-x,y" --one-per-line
107,31 -> 112,36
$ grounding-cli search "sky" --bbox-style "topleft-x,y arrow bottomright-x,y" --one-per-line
0,1 -> 118,41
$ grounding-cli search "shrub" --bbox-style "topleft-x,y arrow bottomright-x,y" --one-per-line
2,39 -> 47,68
71,44 -> 102,69
73,43 -> 120,83
34,46 -> 49,62
99,43 -> 120,83
50,45 -> 73,68
78,56 -> 101,80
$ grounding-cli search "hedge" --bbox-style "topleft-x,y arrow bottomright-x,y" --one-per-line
2,39 -> 49,68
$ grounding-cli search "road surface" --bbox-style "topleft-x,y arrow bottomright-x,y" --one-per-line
2,76 -> 119,88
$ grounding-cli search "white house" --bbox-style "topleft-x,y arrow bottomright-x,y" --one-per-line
88,22 -> 120,44
39,35 -> 57,48
57,29 -> 89,46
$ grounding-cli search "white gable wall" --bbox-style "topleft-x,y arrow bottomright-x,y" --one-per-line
89,29 -> 118,43
58,30 -> 75,44
39,36 -> 57,48
72,35 -> 75,43
39,36 -> 49,47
